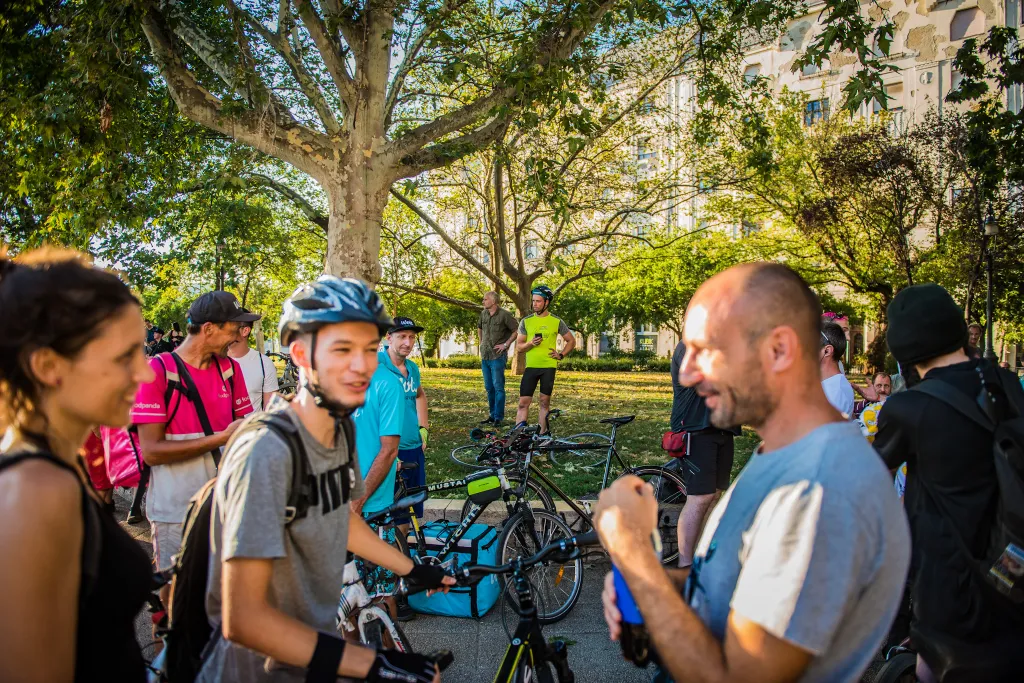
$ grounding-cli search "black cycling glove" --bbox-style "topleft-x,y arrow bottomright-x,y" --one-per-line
403,562 -> 448,592
366,650 -> 437,683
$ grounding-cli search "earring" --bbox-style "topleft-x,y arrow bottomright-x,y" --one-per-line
56,378 -> 63,388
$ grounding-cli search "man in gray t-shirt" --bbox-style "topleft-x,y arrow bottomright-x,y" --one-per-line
197,277 -> 452,683
596,263 -> 910,683
687,421 -> 908,681
199,399 -> 366,681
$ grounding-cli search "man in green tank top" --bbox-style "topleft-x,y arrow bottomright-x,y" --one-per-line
514,285 -> 576,434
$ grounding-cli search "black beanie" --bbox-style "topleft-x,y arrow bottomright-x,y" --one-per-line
886,283 -> 967,367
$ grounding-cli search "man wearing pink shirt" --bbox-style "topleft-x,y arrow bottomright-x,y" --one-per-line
132,291 -> 257,573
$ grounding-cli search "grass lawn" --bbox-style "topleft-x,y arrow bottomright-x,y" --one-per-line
420,367 -> 759,499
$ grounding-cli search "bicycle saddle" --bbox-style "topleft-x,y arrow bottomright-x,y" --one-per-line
599,415 -> 635,426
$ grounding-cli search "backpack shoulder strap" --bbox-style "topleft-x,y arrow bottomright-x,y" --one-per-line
170,353 -> 224,467
227,411 -> 312,525
913,379 -> 995,432
268,414 -> 311,525
155,353 -> 184,425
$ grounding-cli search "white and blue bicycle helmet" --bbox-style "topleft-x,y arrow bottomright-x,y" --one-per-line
279,276 -> 393,416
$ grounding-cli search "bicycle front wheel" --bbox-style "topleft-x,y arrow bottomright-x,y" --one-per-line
545,433 -> 609,469
513,659 -> 555,683
498,510 -> 583,624
622,465 -> 688,566
359,605 -> 412,652
450,443 -> 489,470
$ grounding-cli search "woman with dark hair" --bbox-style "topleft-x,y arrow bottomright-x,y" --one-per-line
0,247 -> 154,682
169,321 -> 185,347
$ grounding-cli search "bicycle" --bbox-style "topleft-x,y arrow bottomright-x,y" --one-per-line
267,351 -> 299,396
452,530 -> 601,683
464,418 -> 692,566
338,491 -> 430,651
450,409 -> 605,470
396,456 -> 583,624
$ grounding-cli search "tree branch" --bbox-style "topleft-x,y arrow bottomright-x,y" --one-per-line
140,2 -> 334,181
293,0 -> 358,113
232,0 -> 342,135
384,0 -> 472,129
247,173 -> 329,232
390,187 -> 519,303
379,281 -> 483,311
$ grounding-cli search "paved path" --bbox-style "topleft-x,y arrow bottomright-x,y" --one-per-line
116,490 -> 883,682
401,559 -> 649,683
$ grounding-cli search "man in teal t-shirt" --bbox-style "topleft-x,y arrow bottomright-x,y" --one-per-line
380,317 -> 429,529
351,357 -> 404,516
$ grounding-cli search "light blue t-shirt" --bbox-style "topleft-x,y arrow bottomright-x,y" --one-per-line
685,421 -> 910,683
352,363 -> 404,514
379,349 -> 422,450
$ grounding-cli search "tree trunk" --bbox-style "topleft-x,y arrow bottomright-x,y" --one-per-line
865,295 -> 890,373
322,147 -> 390,283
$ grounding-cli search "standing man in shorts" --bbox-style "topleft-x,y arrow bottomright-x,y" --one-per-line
670,340 -> 741,569
514,285 -> 575,435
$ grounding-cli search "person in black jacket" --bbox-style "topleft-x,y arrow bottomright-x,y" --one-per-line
670,340 -> 741,568
874,283 -> 1024,682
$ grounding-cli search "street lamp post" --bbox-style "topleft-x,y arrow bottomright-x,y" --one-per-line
983,208 -> 998,361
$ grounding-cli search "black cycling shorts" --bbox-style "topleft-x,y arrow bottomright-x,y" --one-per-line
520,367 -> 556,397
686,430 -> 734,495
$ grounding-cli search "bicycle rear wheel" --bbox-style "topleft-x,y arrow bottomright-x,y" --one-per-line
498,510 -> 583,624
545,433 -> 609,470
622,466 -> 687,566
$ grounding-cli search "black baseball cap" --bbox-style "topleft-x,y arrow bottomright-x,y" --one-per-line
389,316 -> 424,334
187,291 -> 261,326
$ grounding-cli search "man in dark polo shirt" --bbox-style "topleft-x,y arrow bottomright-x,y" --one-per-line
478,290 -> 519,425
670,340 -> 741,569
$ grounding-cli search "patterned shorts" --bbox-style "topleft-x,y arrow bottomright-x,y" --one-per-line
356,518 -> 399,594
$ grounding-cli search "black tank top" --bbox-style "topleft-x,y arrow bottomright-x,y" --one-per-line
0,451 -> 152,681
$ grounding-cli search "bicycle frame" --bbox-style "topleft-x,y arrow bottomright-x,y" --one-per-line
399,465 -> 536,561
492,569 -> 574,683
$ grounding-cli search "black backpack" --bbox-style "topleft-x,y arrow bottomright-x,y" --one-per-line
162,410 -> 356,683
912,364 -> 1024,614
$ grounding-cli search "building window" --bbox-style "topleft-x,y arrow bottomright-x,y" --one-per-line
637,138 -> 656,160
951,69 -> 964,92
743,64 -> 761,83
741,220 -> 763,237
950,8 -> 986,41
801,61 -> 821,77
467,215 -> 480,230
804,98 -> 829,126
524,239 -> 538,260
639,97 -> 656,114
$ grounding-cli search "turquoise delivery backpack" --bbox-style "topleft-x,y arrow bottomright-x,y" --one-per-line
407,521 -> 501,618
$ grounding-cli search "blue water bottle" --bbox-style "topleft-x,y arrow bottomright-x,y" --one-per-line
614,531 -> 662,667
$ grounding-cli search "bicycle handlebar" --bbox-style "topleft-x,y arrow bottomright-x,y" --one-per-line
453,531 -> 599,585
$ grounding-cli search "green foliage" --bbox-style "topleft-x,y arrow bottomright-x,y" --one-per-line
602,233 -> 738,335
0,1 -> 215,246
436,353 -> 670,373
